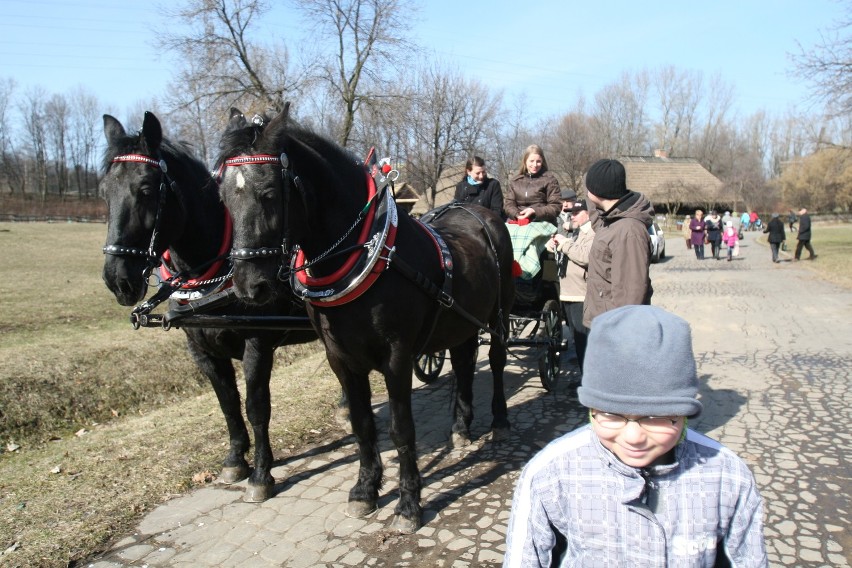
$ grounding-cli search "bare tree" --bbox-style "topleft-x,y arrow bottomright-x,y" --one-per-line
549,109 -> 597,195
294,0 -> 419,148
0,77 -> 25,195
399,61 -> 502,208
791,3 -> 852,118
45,94 -> 70,198
652,66 -> 702,157
18,86 -> 49,198
68,87 -> 101,197
160,0 -> 306,121
591,71 -> 651,157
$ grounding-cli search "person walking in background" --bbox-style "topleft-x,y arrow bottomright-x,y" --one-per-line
453,156 -> 504,218
689,209 -> 707,260
705,209 -> 723,260
682,214 -> 692,249
504,144 -> 562,225
582,159 -> 654,330
723,220 -> 739,261
764,213 -> 786,263
548,201 -> 595,369
794,207 -> 817,261
740,210 -> 751,232
788,209 -> 798,232
749,210 -> 759,231
504,305 -> 768,568
722,210 -> 733,228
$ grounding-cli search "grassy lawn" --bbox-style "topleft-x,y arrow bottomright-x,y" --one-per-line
756,223 -> 852,289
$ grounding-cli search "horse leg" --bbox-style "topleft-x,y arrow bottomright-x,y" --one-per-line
241,338 -> 275,502
185,337 -> 250,484
449,336 -> 478,448
333,364 -> 382,519
384,357 -> 422,534
488,337 -> 511,440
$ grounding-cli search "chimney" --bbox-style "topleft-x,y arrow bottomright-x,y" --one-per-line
653,149 -> 668,159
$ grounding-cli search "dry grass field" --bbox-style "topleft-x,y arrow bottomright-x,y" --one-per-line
0,222 -> 345,567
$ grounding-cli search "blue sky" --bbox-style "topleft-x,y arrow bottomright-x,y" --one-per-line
0,0 -> 843,121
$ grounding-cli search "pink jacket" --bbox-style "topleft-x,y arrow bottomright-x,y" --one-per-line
723,227 -> 738,247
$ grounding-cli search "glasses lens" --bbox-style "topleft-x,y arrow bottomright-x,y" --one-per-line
592,412 -> 626,429
639,417 -> 680,433
593,413 -> 679,433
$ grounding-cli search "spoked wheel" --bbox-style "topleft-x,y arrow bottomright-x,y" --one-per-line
537,299 -> 563,391
414,350 -> 446,384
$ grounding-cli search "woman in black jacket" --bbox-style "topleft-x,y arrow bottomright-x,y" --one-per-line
453,156 -> 504,219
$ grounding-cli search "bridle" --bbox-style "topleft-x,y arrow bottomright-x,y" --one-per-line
102,153 -> 175,275
103,151 -> 233,289
218,149 -> 377,283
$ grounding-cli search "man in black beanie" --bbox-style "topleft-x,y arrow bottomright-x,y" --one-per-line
582,159 -> 654,329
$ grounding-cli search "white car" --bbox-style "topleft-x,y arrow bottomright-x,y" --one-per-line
649,222 -> 666,263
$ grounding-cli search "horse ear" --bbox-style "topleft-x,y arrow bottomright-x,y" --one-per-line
263,102 -> 291,144
103,115 -> 126,146
228,108 -> 247,130
141,111 -> 162,153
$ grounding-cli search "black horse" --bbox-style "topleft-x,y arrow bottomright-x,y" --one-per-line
215,105 -> 514,533
100,111 -> 316,502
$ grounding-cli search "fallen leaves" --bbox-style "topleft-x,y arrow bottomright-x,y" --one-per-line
191,470 -> 216,485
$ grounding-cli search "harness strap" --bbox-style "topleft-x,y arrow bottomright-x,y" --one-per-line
387,246 -> 505,343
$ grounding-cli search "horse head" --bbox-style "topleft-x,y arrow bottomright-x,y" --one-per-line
216,103 -> 366,305
100,111 -> 206,305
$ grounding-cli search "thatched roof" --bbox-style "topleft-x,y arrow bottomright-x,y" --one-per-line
618,155 -> 724,205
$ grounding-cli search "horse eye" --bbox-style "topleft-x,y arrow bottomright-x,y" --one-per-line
261,188 -> 278,201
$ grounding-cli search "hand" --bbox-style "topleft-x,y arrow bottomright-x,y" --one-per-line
517,208 -> 535,220
549,234 -> 567,252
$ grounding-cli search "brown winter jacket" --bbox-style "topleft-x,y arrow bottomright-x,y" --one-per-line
504,170 -> 562,224
583,192 -> 654,328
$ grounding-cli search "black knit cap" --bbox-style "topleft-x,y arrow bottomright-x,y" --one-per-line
585,159 -> 628,200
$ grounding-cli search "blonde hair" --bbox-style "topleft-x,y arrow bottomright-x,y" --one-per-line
519,144 -> 549,175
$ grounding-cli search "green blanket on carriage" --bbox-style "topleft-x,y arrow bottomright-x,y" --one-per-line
506,221 -> 556,280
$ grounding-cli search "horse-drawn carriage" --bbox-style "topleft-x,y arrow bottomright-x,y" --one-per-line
104,105 -> 572,533
414,250 -> 565,391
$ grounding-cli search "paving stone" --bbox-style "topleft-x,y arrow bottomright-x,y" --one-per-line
87,234 -> 852,567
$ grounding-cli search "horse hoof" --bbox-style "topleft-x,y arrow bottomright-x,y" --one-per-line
389,514 -> 421,534
451,432 -> 472,448
243,483 -> 273,503
219,464 -> 250,484
489,427 -> 511,442
346,500 -> 377,518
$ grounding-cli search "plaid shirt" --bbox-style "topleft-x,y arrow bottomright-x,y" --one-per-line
504,426 -> 767,568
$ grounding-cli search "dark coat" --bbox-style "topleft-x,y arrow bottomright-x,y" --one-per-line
454,177 -> 504,219
764,217 -> 786,244
689,218 -> 706,246
797,213 -> 812,241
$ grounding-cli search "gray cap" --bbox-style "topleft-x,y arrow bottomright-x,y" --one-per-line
578,305 -> 703,418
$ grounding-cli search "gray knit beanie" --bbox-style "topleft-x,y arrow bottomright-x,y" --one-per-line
578,305 -> 703,418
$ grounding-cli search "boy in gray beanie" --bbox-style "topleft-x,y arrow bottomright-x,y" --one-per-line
505,305 -> 767,568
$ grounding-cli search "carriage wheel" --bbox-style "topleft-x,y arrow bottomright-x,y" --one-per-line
414,350 -> 446,384
537,299 -> 563,391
